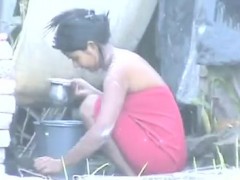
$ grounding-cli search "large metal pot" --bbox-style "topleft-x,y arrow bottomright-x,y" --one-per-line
34,120 -> 86,178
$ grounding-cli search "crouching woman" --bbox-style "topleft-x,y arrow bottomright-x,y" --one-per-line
34,9 -> 187,176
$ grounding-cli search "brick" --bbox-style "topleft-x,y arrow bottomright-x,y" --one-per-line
0,113 -> 13,129
0,95 -> 15,113
0,148 -> 5,163
0,130 -> 10,147
0,79 -> 15,95
0,164 -> 5,174
0,60 -> 15,79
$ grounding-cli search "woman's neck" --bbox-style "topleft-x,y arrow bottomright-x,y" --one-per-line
99,44 -> 114,70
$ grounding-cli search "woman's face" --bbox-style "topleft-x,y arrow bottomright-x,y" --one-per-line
65,41 -> 100,71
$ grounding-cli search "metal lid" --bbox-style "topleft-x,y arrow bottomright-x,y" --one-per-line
34,120 -> 83,127
48,78 -> 71,86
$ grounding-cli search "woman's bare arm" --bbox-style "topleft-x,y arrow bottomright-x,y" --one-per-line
63,70 -> 128,166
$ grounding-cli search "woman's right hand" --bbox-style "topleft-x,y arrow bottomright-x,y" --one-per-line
71,78 -> 101,98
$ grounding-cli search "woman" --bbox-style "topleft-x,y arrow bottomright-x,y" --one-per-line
34,9 -> 187,176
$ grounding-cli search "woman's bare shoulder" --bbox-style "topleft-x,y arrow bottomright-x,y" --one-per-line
113,48 -> 147,66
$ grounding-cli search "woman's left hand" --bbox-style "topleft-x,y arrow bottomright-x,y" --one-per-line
34,156 -> 63,175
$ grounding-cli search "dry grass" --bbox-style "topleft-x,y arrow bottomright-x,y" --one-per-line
14,167 -> 240,180
73,168 -> 240,180
60,138 -> 240,180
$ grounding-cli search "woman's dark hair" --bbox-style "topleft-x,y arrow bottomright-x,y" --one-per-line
46,9 -> 110,52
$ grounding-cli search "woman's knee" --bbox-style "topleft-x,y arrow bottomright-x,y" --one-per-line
79,94 -> 99,119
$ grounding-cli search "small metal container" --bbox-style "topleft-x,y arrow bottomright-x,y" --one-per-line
48,78 -> 73,106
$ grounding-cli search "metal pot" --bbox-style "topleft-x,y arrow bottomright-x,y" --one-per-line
33,120 -> 86,178
48,78 -> 73,106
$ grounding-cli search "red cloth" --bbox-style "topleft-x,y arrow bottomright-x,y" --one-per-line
94,86 -> 187,175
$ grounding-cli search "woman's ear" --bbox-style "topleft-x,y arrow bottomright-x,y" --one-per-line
86,41 -> 98,53
86,41 -> 101,66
